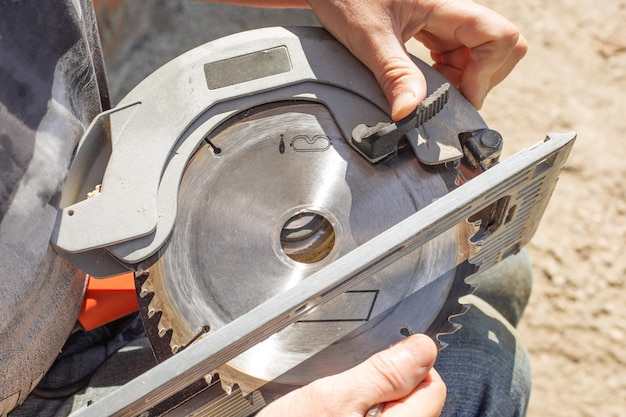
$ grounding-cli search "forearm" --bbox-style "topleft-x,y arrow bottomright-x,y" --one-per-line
205,0 -> 310,9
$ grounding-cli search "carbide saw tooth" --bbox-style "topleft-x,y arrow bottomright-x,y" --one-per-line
436,321 -> 461,338
434,322 -> 461,350
216,366 -> 267,397
235,380 -> 256,397
458,303 -> 471,316
204,373 -> 216,385
220,379 -> 234,396
140,281 -> 154,298
433,270 -> 477,349
137,262 -> 201,360
146,296 -> 162,319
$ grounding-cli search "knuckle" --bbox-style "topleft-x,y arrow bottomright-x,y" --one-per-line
496,22 -> 523,53
369,351 -> 408,391
513,33 -> 529,59
376,58 -> 417,95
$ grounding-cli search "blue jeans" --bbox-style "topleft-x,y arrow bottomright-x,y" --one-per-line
437,296 -> 531,417
437,251 -> 532,416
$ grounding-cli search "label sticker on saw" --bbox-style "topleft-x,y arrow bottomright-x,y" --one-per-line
298,290 -> 379,322
204,46 -> 292,89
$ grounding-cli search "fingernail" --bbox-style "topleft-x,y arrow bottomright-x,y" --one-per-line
390,335 -> 435,367
392,91 -> 420,121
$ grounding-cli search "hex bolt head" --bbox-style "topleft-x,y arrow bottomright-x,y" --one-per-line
479,129 -> 503,149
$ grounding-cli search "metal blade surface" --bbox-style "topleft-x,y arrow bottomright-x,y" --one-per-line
143,102 -> 470,396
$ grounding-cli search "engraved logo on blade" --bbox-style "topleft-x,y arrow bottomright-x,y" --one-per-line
289,135 -> 331,152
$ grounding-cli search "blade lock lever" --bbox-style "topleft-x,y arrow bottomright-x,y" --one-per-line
351,83 -> 450,163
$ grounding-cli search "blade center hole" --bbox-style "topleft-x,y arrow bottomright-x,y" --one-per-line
280,211 -> 335,264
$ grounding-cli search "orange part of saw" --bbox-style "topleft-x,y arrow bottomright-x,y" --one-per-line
78,272 -> 139,331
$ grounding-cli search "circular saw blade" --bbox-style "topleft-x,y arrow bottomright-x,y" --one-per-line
139,101 -> 474,398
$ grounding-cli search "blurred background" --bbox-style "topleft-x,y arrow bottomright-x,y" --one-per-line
93,1 -> 626,415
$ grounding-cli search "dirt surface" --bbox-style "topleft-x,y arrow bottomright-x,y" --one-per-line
477,1 -> 626,415
95,1 -> 626,415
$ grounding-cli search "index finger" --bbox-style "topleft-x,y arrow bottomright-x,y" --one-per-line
422,2 -> 527,107
456,12 -> 526,107
382,368 -> 447,417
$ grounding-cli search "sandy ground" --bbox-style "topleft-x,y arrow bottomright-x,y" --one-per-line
478,1 -> 626,415
95,1 -> 625,416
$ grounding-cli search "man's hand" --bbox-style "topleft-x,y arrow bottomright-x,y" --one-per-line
210,0 -> 527,121
257,334 -> 445,417
306,0 -> 527,120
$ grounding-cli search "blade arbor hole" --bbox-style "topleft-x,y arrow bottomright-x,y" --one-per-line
280,212 -> 335,264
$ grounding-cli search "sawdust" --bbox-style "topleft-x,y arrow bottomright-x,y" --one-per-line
96,1 -> 626,415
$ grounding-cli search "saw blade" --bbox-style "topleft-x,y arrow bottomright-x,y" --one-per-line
139,101 -> 474,398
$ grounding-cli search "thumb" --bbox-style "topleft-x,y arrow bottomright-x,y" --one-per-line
351,32 -> 428,121
332,334 -> 438,410
307,0 -> 427,121
256,335 -> 441,417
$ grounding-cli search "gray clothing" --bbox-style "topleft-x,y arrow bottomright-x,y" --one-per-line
0,1 -> 109,413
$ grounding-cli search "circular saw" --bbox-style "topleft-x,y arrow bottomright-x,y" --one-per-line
52,27 -> 576,416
